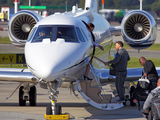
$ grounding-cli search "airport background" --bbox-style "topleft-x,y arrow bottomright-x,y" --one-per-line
0,0 -> 160,23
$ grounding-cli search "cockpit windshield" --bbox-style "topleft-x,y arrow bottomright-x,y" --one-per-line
56,26 -> 77,42
32,26 -> 52,42
31,26 -> 78,42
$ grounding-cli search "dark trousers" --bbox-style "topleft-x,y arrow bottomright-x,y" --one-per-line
116,70 -> 127,99
148,79 -> 158,93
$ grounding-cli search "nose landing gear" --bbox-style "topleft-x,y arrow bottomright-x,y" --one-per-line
44,81 -> 69,120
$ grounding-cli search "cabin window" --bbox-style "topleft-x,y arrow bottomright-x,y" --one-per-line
32,26 -> 53,42
56,26 -> 77,42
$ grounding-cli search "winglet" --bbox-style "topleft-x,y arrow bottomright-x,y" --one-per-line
85,0 -> 99,13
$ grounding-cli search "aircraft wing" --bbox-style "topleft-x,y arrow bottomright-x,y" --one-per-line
109,26 -> 121,36
78,65 -> 160,88
99,67 -> 160,83
0,68 -> 37,83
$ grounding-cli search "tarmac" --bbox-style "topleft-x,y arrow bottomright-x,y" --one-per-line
0,81 -> 146,120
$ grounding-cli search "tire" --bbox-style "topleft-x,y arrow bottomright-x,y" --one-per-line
46,103 -> 62,115
148,110 -> 153,120
19,86 -> 26,106
130,98 -> 136,106
55,105 -> 62,115
46,104 -> 52,115
123,101 -> 126,106
29,86 -> 36,106
130,86 -> 136,106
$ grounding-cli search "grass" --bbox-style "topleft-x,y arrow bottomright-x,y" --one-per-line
0,37 -> 11,44
111,42 -> 160,51
0,64 -> 27,68
109,56 -> 160,68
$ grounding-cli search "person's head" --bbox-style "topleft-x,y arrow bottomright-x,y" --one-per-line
40,31 -> 45,36
139,57 -> 146,66
115,41 -> 123,50
157,78 -> 160,87
88,23 -> 95,32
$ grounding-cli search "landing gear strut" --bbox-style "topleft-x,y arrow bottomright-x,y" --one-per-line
46,81 -> 61,115
44,80 -> 69,120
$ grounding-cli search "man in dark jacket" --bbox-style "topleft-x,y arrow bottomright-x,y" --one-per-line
139,57 -> 158,93
104,41 -> 130,103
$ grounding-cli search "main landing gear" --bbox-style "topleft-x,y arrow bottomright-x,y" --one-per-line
19,83 -> 37,106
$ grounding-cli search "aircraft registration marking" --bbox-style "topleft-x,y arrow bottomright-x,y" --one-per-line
0,54 -> 26,64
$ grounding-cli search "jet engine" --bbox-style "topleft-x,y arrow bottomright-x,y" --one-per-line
8,10 -> 43,47
121,10 -> 157,49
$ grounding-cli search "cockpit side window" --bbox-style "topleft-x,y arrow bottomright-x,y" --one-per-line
76,27 -> 85,42
81,29 -> 88,41
32,26 -> 53,42
28,27 -> 37,42
56,26 -> 77,42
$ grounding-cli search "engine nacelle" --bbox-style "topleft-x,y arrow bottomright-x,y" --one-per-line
121,10 -> 157,49
8,10 -> 43,48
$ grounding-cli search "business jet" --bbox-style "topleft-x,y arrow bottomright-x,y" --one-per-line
1,0 -> 160,115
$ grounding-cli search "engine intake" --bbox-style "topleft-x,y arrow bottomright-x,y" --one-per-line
121,10 -> 157,49
8,10 -> 43,47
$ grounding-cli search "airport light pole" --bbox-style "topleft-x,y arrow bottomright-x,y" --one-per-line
102,0 -> 104,9
139,0 -> 143,10
65,1 -> 67,12
29,0 -> 31,6
14,0 -> 18,13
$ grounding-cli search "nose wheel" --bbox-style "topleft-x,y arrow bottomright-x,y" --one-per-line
46,102 -> 62,115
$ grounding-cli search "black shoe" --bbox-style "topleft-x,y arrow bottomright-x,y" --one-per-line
84,75 -> 92,81
116,99 -> 125,103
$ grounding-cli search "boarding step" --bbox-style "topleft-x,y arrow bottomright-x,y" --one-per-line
76,80 -> 123,110
80,80 -> 112,103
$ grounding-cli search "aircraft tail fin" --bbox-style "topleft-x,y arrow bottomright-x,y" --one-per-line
84,0 -> 99,13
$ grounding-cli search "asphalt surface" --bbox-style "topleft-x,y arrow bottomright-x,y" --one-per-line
0,81 -> 146,120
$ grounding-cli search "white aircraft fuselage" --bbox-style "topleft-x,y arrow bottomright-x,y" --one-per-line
25,11 -> 112,82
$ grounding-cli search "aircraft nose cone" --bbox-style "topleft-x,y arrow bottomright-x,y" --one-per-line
37,61 -> 60,81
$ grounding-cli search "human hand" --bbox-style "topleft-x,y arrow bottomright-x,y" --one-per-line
144,73 -> 147,77
104,62 -> 108,66
98,45 -> 104,51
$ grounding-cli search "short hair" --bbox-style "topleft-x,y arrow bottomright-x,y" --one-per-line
88,23 -> 95,28
116,41 -> 123,47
